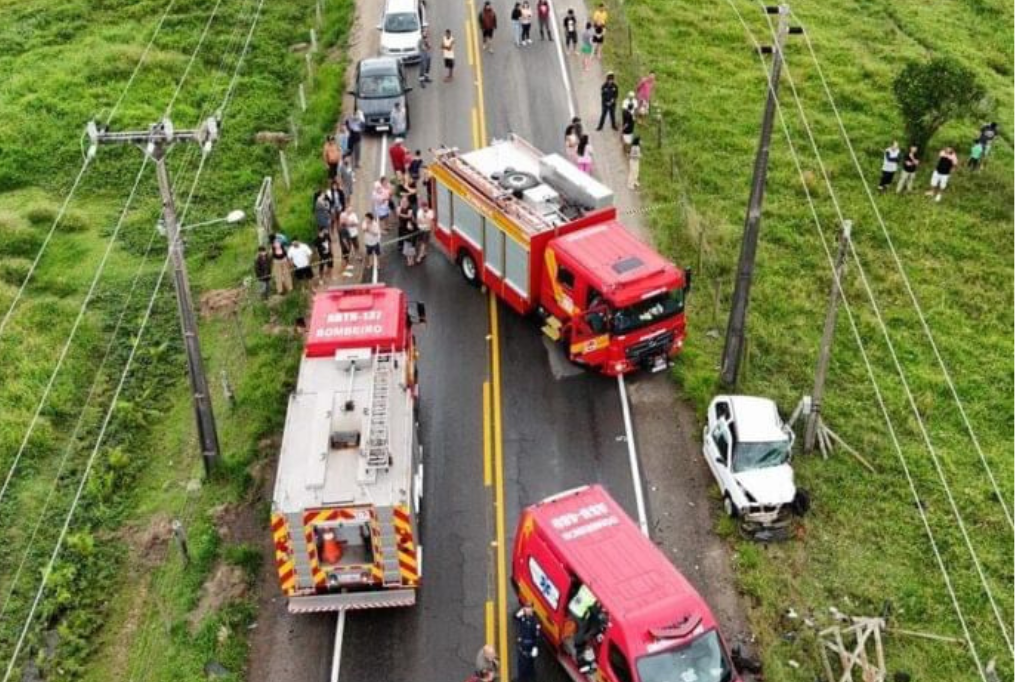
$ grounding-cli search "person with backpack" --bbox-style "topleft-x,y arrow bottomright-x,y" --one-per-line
510,3 -> 523,45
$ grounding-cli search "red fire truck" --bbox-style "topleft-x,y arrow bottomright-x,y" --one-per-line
270,285 -> 425,612
427,135 -> 691,375
512,485 -> 739,682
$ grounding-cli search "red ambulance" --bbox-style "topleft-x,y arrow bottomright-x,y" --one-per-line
512,485 -> 738,682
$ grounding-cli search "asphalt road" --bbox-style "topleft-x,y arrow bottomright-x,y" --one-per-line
247,0 -> 749,679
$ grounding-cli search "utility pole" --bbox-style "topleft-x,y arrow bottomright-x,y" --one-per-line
719,5 -> 796,387
86,118 -> 222,474
804,220 -> 851,453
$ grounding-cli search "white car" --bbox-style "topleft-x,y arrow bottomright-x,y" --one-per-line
701,395 -> 809,526
378,0 -> 427,64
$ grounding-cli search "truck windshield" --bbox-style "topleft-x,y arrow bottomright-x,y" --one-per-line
733,441 -> 789,472
610,287 -> 684,335
636,630 -> 732,682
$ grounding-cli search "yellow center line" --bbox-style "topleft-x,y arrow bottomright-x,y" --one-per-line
483,380 -> 492,487
465,19 -> 475,69
466,0 -> 488,144
489,292 -> 509,682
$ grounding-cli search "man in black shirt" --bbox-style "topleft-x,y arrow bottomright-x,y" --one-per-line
596,72 -> 618,131
563,9 -> 578,53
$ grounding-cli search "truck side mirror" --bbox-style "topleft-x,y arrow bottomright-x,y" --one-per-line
408,301 -> 427,325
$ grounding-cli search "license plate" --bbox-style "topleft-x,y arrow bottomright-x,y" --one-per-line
650,356 -> 668,373
376,125 -> 389,132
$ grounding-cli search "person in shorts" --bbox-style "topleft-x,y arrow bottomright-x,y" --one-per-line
925,147 -> 957,202
442,29 -> 455,81
288,240 -> 314,288
362,212 -> 382,272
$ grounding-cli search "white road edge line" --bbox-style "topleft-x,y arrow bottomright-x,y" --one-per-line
330,611 -> 346,682
617,374 -> 649,537
547,0 -> 577,118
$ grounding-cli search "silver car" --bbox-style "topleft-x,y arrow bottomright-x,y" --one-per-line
379,0 -> 427,64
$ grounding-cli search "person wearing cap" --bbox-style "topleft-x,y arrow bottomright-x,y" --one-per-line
596,72 -> 619,131
478,1 -> 498,53
389,137 -> 411,177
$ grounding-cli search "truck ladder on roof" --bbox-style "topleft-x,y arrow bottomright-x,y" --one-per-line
365,351 -> 394,471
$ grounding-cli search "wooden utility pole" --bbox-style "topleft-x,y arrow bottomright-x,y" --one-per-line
87,118 -> 223,475
720,5 -> 794,387
804,220 -> 852,453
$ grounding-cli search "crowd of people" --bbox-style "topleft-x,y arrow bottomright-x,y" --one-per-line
877,121 -> 1000,203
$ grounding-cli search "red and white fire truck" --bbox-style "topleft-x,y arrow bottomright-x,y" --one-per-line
427,135 -> 691,375
270,284 -> 425,612
512,485 -> 739,682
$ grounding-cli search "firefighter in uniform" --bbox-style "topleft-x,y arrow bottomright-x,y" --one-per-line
514,604 -> 541,682
564,584 -> 607,673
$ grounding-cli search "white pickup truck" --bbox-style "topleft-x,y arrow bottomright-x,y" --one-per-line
701,395 -> 809,533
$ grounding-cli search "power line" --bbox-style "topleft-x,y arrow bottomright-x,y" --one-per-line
0,0 -> 182,343
791,15 -> 1013,532
1,154 -> 207,682
163,0 -> 228,119
720,2 -> 988,677
755,5 -> 1013,657
0,156 -> 150,511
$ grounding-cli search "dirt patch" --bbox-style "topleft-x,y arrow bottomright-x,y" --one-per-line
188,562 -> 249,633
199,287 -> 246,318
118,513 -> 174,568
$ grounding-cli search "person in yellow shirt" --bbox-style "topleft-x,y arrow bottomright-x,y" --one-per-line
592,3 -> 608,29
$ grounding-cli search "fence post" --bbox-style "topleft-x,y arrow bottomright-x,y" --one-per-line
315,0 -> 323,27
288,115 -> 299,149
310,28 -> 318,52
306,52 -> 314,80
298,83 -> 307,111
697,227 -> 705,276
713,279 -> 722,327
279,150 -> 291,188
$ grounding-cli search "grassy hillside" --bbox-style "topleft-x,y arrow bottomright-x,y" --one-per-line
0,0 -> 351,679
602,0 -> 1012,679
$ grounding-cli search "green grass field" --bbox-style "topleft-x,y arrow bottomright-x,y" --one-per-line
0,0 -> 351,678
603,0 -> 1013,679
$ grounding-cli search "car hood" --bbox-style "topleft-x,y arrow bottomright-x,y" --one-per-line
357,94 -> 402,118
734,465 -> 795,506
381,31 -> 420,52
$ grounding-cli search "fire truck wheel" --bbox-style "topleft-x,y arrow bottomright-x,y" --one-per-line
458,250 -> 479,284
723,494 -> 739,519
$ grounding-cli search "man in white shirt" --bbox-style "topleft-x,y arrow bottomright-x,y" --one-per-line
288,241 -> 314,289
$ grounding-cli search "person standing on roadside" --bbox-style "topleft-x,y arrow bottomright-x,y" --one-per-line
636,70 -> 655,118
514,605 -> 541,682
288,240 -> 314,290
895,145 -> 919,193
326,178 -> 346,233
408,149 -> 425,186
345,110 -> 364,169
254,246 -> 272,299
877,140 -> 900,192
564,117 -> 582,162
373,176 -> 393,227
338,156 -> 354,199
627,136 -> 642,190
596,72 -> 618,131
621,100 -> 636,153
519,1 -> 533,45
577,135 -> 594,174
592,21 -> 605,60
418,28 -> 432,86
592,2 -> 608,30
475,645 -> 500,680
580,22 -> 594,71
479,1 -> 498,53
390,101 -> 408,136
322,135 -> 341,179
270,239 -> 292,295
511,3 -> 523,46
315,226 -> 333,285
397,196 -> 417,266
925,147 -> 958,202
340,205 -> 361,261
389,137 -> 410,177
314,188 -> 332,234
442,29 -> 456,81
967,139 -> 984,171
362,212 -> 382,273
536,0 -> 552,40
563,9 -> 579,54
978,121 -> 998,165
415,201 -> 433,263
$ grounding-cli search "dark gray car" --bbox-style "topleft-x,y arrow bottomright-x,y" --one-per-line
350,57 -> 412,135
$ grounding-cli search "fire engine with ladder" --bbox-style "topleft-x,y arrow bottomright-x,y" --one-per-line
427,134 -> 691,375
271,284 -> 425,612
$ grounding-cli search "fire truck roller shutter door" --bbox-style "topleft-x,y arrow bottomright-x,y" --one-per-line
504,237 -> 529,298
452,192 -> 483,248
434,182 -> 453,233
484,218 -> 504,277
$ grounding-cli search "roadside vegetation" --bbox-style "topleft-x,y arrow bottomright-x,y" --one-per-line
602,0 -> 1012,679
0,0 -> 351,679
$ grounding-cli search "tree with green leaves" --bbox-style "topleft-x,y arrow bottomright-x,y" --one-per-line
893,56 -> 987,153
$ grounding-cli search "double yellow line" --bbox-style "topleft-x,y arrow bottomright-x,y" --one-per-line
467,6 -> 507,680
